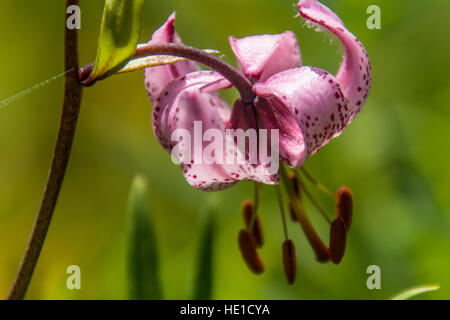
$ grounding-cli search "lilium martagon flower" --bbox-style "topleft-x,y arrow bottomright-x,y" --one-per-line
144,0 -> 370,284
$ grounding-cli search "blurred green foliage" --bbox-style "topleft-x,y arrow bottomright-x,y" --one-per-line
0,0 -> 449,299
193,214 -> 215,300
127,175 -> 162,300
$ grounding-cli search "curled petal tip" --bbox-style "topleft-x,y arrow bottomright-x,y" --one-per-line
144,13 -> 198,103
297,0 -> 371,119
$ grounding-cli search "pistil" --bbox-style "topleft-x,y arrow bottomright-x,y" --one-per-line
299,167 -> 334,199
280,165 -> 330,262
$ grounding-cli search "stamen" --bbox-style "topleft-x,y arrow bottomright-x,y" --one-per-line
294,172 -> 332,224
328,187 -> 352,264
241,200 -> 264,248
238,229 -> 264,274
252,182 -> 261,229
336,187 -> 353,231
329,217 -> 347,265
275,185 -> 289,241
289,172 -> 301,198
287,173 -> 300,222
299,167 -> 334,199
280,165 -> 329,263
282,240 -> 297,285
288,199 -> 298,222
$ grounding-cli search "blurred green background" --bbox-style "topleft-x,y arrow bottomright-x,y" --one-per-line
1,0 -> 449,299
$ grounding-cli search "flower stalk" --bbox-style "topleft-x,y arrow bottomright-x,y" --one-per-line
7,0 -> 83,300
80,42 -> 256,104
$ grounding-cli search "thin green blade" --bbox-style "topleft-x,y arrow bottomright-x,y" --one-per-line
391,284 -> 440,300
193,214 -> 215,300
127,175 -> 162,300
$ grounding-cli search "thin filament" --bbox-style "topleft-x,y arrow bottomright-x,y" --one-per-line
275,185 -> 289,240
250,182 -> 261,230
0,69 -> 72,109
299,167 -> 334,198
295,172 -> 332,224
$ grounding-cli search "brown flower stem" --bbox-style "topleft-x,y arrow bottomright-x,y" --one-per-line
7,0 -> 82,300
79,42 -> 256,104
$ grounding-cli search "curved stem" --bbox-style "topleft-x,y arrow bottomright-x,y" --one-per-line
80,43 -> 256,104
7,0 -> 82,300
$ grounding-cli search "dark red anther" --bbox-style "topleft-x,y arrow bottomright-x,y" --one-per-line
336,187 -> 353,231
241,200 -> 264,248
282,240 -> 297,285
329,217 -> 347,264
238,229 -> 264,274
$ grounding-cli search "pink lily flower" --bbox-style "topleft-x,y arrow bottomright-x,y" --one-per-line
145,0 -> 371,191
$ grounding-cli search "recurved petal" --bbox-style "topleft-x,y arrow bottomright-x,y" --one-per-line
144,12 -> 198,103
298,0 -> 371,119
254,66 -> 351,161
229,31 -> 302,82
153,71 -> 276,191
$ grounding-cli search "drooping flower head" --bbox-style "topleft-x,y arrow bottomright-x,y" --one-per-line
144,0 -> 370,283
145,0 -> 371,192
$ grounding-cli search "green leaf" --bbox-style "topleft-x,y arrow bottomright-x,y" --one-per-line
127,175 -> 162,300
193,214 -> 215,300
87,0 -> 144,83
391,284 -> 439,300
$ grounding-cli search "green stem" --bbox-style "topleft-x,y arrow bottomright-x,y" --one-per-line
7,0 -> 83,300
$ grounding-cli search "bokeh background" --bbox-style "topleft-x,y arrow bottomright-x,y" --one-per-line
1,0 -> 449,299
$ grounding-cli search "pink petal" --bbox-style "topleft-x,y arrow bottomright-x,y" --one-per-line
229,31 -> 302,82
153,71 -> 277,191
298,0 -> 371,119
254,97 -> 306,168
226,100 -> 281,182
254,66 -> 350,160
228,97 -> 303,175
144,12 -> 198,104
